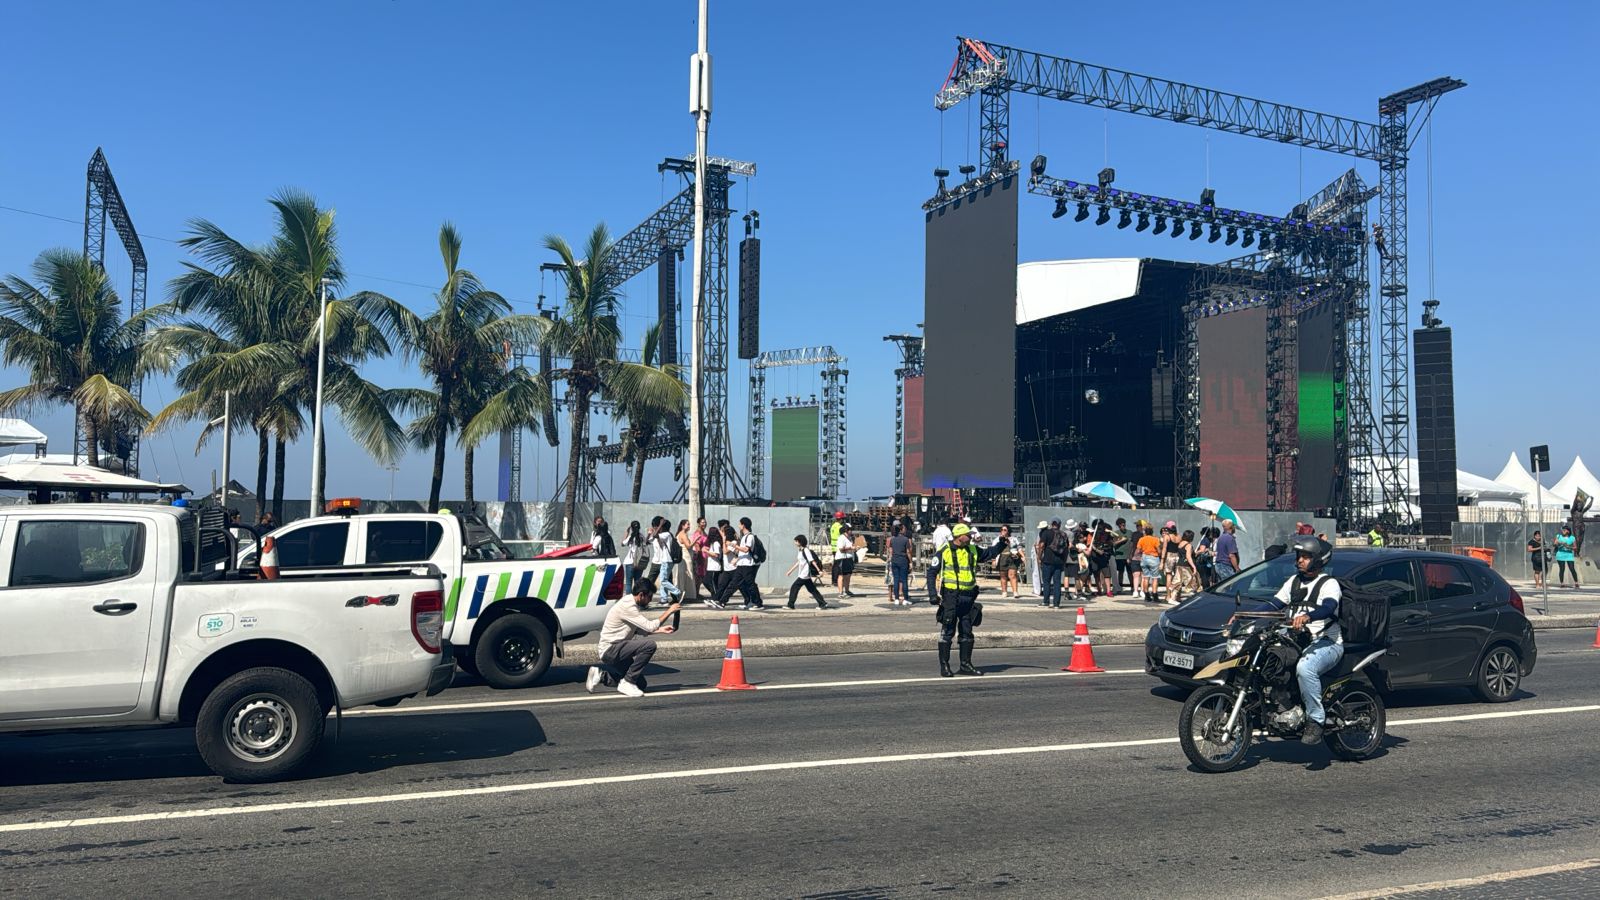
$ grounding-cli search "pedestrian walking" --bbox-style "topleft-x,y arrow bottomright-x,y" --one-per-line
1213,520 -> 1240,581
675,519 -> 700,600
933,523 -> 1006,677
834,522 -> 858,599
714,519 -> 765,609
585,579 -> 680,698
1555,525 -> 1580,586
1036,517 -> 1069,608
1528,530 -> 1546,590
784,535 -> 829,609
1136,524 -> 1162,602
1030,519 -> 1046,598
620,520 -> 645,594
888,523 -> 914,605
589,516 -> 616,557
702,524 -> 727,609
1166,529 -> 1198,603
647,517 -> 684,603
1111,517 -> 1132,594
690,516 -> 710,599
994,525 -> 1022,598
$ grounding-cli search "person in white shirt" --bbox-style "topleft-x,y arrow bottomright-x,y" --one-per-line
715,516 -> 764,610
589,516 -> 615,557
647,518 -> 683,603
834,522 -> 857,600
702,525 -> 727,609
783,534 -> 829,609
1265,535 -> 1343,745
586,580 -> 681,697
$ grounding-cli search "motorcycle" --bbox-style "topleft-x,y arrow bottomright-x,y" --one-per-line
1178,610 -> 1388,773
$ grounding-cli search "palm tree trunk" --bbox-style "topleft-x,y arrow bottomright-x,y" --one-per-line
631,444 -> 646,503
254,428 -> 269,516
428,382 -> 452,513
563,393 -> 589,542
83,409 -> 101,469
464,445 -> 475,509
272,436 -> 287,521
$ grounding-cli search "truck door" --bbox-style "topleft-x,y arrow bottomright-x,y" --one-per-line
0,516 -> 160,720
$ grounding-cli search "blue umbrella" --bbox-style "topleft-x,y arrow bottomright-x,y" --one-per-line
1183,496 -> 1243,530
1071,481 -> 1137,507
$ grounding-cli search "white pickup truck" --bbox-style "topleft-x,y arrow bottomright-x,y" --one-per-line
0,504 -> 454,782
257,506 -> 622,689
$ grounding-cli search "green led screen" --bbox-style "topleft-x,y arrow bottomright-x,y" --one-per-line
1297,302 -> 1338,510
771,405 -> 821,501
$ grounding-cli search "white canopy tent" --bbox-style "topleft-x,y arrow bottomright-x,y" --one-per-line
1492,452 -> 1544,497
0,460 -> 187,495
0,418 -> 46,447
1548,455 -> 1599,507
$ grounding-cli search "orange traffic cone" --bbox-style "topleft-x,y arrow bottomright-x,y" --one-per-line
1062,606 -> 1105,673
1591,618 -> 1600,650
259,535 -> 279,581
716,616 -> 756,690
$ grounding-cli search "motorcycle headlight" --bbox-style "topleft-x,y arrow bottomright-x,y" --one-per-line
1226,637 -> 1246,655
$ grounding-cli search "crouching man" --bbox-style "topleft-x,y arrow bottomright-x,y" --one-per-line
587,579 -> 681,698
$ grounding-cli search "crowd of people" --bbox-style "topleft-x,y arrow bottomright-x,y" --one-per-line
1022,515 -> 1238,607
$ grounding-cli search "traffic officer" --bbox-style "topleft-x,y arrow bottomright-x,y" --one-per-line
934,523 -> 1006,677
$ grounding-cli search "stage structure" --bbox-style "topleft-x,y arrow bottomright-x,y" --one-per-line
747,346 -> 847,499
934,37 -> 1463,525
509,155 -> 755,504
884,333 -> 924,494
81,148 -> 147,475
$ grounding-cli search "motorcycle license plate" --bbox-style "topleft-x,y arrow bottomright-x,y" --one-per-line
1162,650 -> 1195,670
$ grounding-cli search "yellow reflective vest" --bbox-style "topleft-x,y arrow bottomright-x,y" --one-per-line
940,543 -> 980,592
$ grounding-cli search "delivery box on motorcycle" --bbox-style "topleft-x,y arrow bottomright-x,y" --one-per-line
1334,577 -> 1392,647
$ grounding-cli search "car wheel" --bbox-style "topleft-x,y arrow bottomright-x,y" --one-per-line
195,667 -> 325,783
474,615 -> 555,689
1472,645 -> 1521,703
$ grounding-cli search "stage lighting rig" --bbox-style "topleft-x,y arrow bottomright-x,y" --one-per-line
1136,212 -> 1150,232
1095,205 -> 1111,226
1052,197 -> 1069,218
958,164 -> 977,177
1030,154 -> 1048,180
1074,202 -> 1090,222
1153,215 -> 1168,235
1200,188 -> 1216,213
1097,167 -> 1115,191
1421,299 -> 1442,329
1117,209 -> 1133,229
1170,219 -> 1184,238
933,168 -> 950,196
1207,223 -> 1222,242
1225,226 -> 1238,246
1241,229 -> 1255,248
1188,221 -> 1203,240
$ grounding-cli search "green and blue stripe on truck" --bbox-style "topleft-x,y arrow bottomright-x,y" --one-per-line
443,561 -> 619,624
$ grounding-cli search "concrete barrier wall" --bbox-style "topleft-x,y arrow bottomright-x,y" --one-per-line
1021,505 -> 1336,569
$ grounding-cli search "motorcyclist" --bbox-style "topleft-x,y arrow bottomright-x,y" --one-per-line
1266,535 -> 1342,745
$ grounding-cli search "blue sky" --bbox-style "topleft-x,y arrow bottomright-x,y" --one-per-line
1,1 -> 1594,502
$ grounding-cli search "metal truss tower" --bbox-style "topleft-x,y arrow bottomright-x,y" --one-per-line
81,148 -> 148,474
935,37 -> 1461,525
747,347 -> 848,499
883,334 -> 924,494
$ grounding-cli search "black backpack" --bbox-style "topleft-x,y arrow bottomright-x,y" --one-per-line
751,535 -> 768,565
1049,530 -> 1070,559
669,534 -> 684,563
1335,577 -> 1392,647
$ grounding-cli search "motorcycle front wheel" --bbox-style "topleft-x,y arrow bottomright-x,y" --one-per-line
1179,684 -> 1253,773
1324,683 -> 1387,760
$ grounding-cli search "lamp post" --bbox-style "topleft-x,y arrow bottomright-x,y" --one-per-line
309,277 -> 330,513
686,0 -> 711,521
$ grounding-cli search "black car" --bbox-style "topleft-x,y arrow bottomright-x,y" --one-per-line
1145,548 -> 1537,702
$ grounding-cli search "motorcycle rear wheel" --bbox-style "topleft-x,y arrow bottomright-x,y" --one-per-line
1179,684 -> 1253,773
1324,683 -> 1386,760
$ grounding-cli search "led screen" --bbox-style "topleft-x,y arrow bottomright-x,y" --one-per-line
1198,307 -> 1269,508
902,375 -> 925,495
1297,301 -> 1338,511
771,405 -> 821,501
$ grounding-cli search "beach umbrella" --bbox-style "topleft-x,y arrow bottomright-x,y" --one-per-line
1184,496 -> 1243,530
1070,481 -> 1137,507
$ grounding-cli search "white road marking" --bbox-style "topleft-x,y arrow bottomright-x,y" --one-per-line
1315,857 -> 1600,899
4,703 -> 1598,835
346,669 -> 1151,716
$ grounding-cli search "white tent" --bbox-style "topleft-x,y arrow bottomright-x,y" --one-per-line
1354,457 -> 1531,505
1549,455 -> 1600,506
0,418 -> 46,446
0,452 -> 73,467
1492,452 -> 1544,497
0,460 -> 187,494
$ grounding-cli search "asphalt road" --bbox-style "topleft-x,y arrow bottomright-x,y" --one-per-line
3,633 -> 1599,899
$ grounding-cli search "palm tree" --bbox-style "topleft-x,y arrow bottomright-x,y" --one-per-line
474,224 -> 686,540
385,224 -> 550,512
617,322 -> 683,502
0,249 -> 151,467
151,190 -> 411,517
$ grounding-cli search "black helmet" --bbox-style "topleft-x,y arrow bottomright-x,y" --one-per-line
1291,534 -> 1332,571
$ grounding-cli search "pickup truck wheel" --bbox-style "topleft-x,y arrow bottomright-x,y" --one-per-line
454,653 -> 480,677
195,667 -> 325,783
475,615 -> 554,689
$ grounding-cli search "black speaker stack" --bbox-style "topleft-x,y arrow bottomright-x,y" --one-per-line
1414,325 -> 1458,534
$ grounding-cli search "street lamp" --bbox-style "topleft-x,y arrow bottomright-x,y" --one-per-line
309,277 -> 330,512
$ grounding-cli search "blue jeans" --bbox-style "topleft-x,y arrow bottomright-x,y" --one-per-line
1214,561 -> 1236,581
1298,638 -> 1343,724
654,562 -> 683,600
890,559 -> 910,599
1040,563 -> 1063,606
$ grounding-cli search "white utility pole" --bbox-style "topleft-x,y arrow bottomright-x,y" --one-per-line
219,391 -> 231,511
309,277 -> 330,513
686,0 -> 711,520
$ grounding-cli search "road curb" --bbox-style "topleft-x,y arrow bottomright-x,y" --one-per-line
558,614 -> 1597,665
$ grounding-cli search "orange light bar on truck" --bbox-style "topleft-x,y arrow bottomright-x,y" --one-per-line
326,497 -> 361,515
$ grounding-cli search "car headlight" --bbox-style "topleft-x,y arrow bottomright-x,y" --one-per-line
1226,637 -> 1246,655
1157,612 -> 1170,631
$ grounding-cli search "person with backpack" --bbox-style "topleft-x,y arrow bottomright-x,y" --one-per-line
1036,518 -> 1069,609
1264,535 -> 1343,746
715,517 -> 765,610
834,522 -> 858,600
647,517 -> 684,605
783,535 -> 829,609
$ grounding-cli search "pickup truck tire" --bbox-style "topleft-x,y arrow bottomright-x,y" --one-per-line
195,667 -> 326,783
475,615 -> 555,689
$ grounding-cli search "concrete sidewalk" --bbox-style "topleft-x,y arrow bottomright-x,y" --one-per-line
560,577 -> 1600,665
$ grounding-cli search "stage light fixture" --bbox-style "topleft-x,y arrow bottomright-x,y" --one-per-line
1152,216 -> 1167,235
1170,219 -> 1185,238
1095,205 -> 1111,226
1030,154 -> 1048,179
1136,212 -> 1150,232
958,164 -> 976,176
1052,197 -> 1068,219
1225,226 -> 1238,246
1074,202 -> 1090,222
933,167 -> 950,195
1117,210 -> 1132,229
1084,388 -> 1101,405
1188,221 -> 1203,240
1207,223 -> 1222,242
1257,233 -> 1272,251
1241,229 -> 1255,248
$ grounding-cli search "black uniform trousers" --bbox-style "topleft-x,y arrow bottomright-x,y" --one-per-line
937,590 -> 978,648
